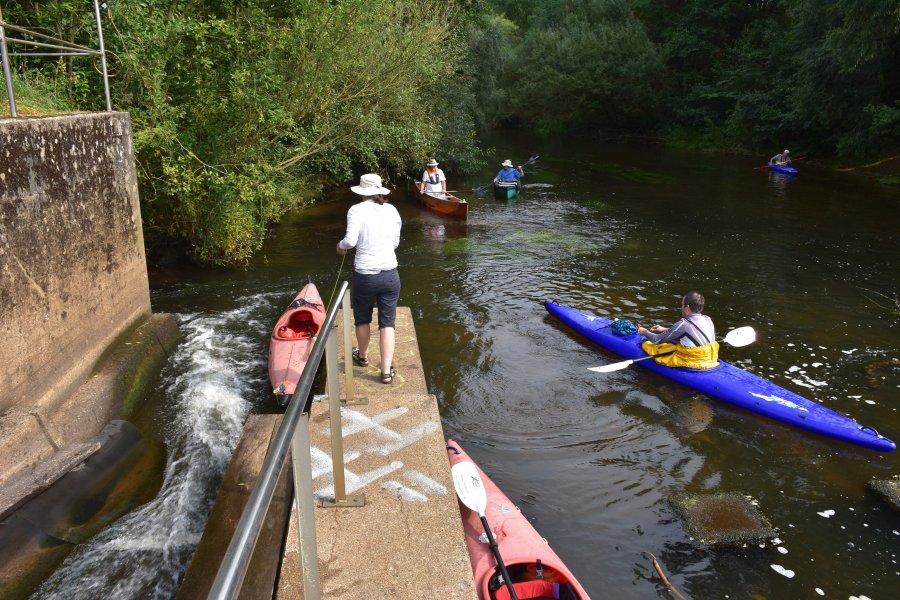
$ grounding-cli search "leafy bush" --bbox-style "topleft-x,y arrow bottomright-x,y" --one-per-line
3,0 -> 481,265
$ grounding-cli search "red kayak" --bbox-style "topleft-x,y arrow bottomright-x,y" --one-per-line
268,282 -> 326,407
447,440 -> 591,600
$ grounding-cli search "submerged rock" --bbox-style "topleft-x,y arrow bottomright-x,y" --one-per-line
867,476 -> 900,511
670,491 -> 778,546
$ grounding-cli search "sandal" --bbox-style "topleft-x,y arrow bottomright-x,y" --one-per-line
351,348 -> 369,367
381,367 -> 396,384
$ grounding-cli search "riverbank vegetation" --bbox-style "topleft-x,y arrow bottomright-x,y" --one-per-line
3,0 -> 480,264
2,0 -> 898,264
474,0 -> 900,160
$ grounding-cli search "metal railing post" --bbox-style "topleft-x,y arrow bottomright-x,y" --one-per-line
341,292 -> 367,405
290,411 -> 321,600
208,282 -> 349,599
0,9 -> 17,117
91,0 -> 111,111
319,323 -> 365,508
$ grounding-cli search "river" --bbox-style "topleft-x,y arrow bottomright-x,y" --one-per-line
33,133 -> 899,599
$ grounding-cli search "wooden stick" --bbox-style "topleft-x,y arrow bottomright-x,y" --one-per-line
642,551 -> 688,600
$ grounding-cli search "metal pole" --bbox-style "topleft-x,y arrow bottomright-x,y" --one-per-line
319,322 -> 364,508
92,0 -> 111,111
0,9 -> 17,117
342,292 -> 366,405
290,413 -> 321,600
326,332 -> 345,500
208,282 -> 348,599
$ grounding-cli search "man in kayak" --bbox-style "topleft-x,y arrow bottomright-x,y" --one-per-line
419,158 -> 447,195
493,159 -> 524,184
636,292 -> 719,369
769,149 -> 791,165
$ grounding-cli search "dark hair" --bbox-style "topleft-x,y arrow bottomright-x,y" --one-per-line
371,194 -> 387,205
683,291 -> 705,313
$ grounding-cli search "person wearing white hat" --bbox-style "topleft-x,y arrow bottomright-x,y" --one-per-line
769,149 -> 791,165
336,173 -> 402,384
419,159 -> 447,194
493,159 -> 524,184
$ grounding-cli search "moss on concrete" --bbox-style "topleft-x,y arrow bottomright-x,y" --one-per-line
670,491 -> 778,546
867,476 -> 900,511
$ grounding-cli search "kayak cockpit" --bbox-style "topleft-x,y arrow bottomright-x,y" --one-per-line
274,310 -> 320,340
489,561 -> 584,600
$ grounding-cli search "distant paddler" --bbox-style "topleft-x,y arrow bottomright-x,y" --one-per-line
419,158 -> 447,195
769,149 -> 791,165
493,159 -> 524,185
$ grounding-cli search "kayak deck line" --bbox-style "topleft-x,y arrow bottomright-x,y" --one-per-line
544,301 -> 895,453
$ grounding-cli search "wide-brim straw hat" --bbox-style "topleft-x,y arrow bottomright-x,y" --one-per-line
350,173 -> 390,196
501,159 -> 513,167
426,159 -> 439,167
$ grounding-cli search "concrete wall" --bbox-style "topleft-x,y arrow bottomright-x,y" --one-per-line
0,112 -> 150,418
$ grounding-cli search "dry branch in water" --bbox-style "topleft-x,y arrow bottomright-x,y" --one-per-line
642,551 -> 689,600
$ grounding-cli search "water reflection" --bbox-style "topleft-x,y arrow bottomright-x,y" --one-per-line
766,170 -> 796,195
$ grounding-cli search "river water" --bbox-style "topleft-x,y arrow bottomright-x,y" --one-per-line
32,133 -> 899,599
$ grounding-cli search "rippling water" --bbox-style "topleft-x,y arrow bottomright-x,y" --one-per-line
31,299 -> 270,599
33,134 -> 899,598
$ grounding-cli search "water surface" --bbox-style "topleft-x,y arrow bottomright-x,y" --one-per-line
36,133 -> 900,599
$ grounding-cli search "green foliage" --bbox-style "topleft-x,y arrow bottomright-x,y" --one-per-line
472,0 -> 661,132
3,0 -> 481,265
634,0 -> 900,158
0,69 -> 73,115
472,0 -> 899,159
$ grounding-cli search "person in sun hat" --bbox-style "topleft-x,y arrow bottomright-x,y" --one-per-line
636,291 -> 719,369
769,149 -> 791,165
336,173 -> 402,384
419,158 -> 447,195
493,159 -> 524,184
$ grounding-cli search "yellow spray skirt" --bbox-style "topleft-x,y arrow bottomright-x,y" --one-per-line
641,341 -> 720,369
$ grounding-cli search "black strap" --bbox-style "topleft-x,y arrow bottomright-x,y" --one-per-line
683,318 -> 711,346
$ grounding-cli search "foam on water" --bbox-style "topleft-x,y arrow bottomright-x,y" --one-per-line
31,297 -> 268,599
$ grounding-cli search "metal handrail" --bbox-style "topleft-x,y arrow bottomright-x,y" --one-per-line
0,0 -> 111,117
207,281 -> 349,599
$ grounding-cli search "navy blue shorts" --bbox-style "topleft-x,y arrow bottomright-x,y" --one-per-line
351,268 -> 401,329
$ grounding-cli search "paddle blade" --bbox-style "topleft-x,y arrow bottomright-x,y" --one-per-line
723,326 -> 756,347
451,461 -> 487,516
587,360 -> 634,373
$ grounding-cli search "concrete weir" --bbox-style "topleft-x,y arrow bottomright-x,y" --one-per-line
184,307 -> 478,598
0,112 -> 167,484
0,113 -> 180,597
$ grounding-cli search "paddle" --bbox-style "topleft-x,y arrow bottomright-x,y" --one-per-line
754,155 -> 807,170
474,154 -> 541,194
587,326 -> 756,373
451,460 -> 519,600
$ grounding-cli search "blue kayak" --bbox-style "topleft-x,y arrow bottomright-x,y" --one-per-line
545,301 -> 895,452
769,163 -> 798,175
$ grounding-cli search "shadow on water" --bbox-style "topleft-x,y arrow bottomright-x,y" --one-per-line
32,131 -> 900,599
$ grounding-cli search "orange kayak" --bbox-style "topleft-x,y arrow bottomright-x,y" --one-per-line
268,282 -> 326,407
414,183 -> 469,220
447,440 -> 591,600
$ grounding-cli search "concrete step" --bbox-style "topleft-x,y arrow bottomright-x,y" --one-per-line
277,391 -> 476,599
